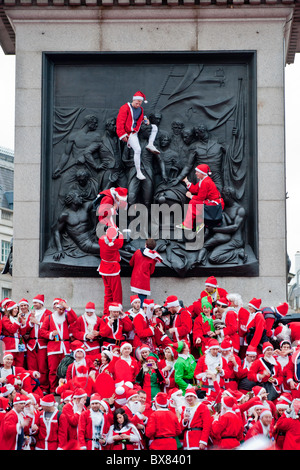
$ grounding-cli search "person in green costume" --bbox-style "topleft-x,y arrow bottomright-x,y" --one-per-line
171,341 -> 197,395
193,297 -> 217,356
135,352 -> 165,403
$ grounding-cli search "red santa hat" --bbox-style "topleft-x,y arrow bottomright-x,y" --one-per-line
277,392 -> 292,406
220,337 -> 233,351
164,344 -> 178,359
248,397 -> 264,415
70,340 -> 86,357
222,395 -> 237,410
185,387 -> 198,399
18,298 -> 29,306
0,297 -> 11,308
142,298 -> 154,308
155,392 -> 169,408
6,300 -> 18,311
120,342 -> 133,354
252,386 -> 265,397
126,389 -> 140,401
164,295 -> 180,308
53,298 -> 63,306
130,295 -> 140,305
133,91 -> 148,103
262,342 -> 274,354
248,298 -> 262,310
109,302 -> 121,312
40,394 -> 56,407
206,338 -> 220,351
102,349 -> 113,362
105,226 -> 119,246
85,301 -> 95,313
260,408 -> 272,419
60,390 -> 73,403
72,388 -> 87,399
32,294 -> 45,305
90,393 -> 102,404
113,187 -> 128,201
3,352 -> 14,361
276,302 -> 289,316
195,163 -> 212,176
140,344 -> 151,354
205,276 -> 218,288
0,383 -> 15,397
216,297 -> 229,308
245,345 -> 258,356
13,393 -> 28,405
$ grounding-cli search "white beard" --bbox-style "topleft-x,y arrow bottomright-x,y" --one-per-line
90,409 -> 104,427
128,400 -> 141,414
53,311 -> 66,325
84,313 -> 97,327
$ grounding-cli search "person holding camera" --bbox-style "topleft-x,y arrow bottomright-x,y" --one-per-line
1,300 -> 27,368
135,352 -> 165,404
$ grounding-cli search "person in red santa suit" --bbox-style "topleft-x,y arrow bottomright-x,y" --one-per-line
132,298 -> 157,353
236,345 -> 259,394
56,364 -> 95,398
1,300 -> 27,367
0,351 -> 40,396
39,299 -> 77,393
98,226 -> 124,316
78,393 -> 111,450
35,394 -> 65,450
124,295 -> 143,347
251,385 -> 277,417
199,276 -> 228,308
192,296 -> 216,357
116,91 -> 160,180
179,387 -> 211,450
97,186 -> 128,229
244,407 -> 274,444
220,337 -> 241,391
176,164 -> 224,231
0,393 -> 29,450
22,394 -> 40,450
243,297 -> 267,354
65,340 -> 93,381
283,345 -> 300,399
72,302 -> 102,358
273,398 -> 300,450
129,238 -> 163,305
145,392 -> 182,450
261,301 -> 289,339
214,297 -> 240,354
159,295 -> 193,350
211,395 -> 244,449
272,393 -> 292,449
60,387 -> 87,444
106,407 -> 142,450
272,338 -> 293,394
113,342 -> 141,387
25,294 -> 53,393
194,338 -> 229,402
248,342 -> 283,402
100,302 -> 133,351
225,292 -> 250,359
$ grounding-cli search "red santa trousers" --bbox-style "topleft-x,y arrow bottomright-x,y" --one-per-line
26,347 -> 49,392
183,199 -> 204,229
102,274 -> 123,315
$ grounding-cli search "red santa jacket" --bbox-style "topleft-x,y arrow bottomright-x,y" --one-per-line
192,312 -> 215,353
98,231 -> 124,276
132,311 -> 155,350
1,315 -> 27,353
129,248 -> 162,295
188,175 -> 224,208
167,307 -> 193,346
56,375 -> 95,397
180,402 -> 212,449
106,422 -> 141,450
26,308 -> 53,351
211,409 -> 244,449
194,353 -> 229,399
61,400 -> 87,442
221,309 -> 240,353
0,408 -> 24,450
35,409 -> 65,450
274,414 -> 300,450
100,314 -> 133,349
248,356 -> 283,394
72,314 -> 103,355
78,408 -> 111,450
200,287 -> 228,307
39,310 -> 77,356
116,102 -> 144,140
244,418 -> 274,443
145,408 -> 182,450
98,188 -> 120,227
245,311 -> 266,350
158,358 -> 176,394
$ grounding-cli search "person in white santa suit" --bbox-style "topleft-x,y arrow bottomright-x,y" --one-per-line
39,299 -> 77,393
179,387 -> 211,450
116,91 -> 160,180
98,226 -> 124,316
0,393 -> 29,450
78,393 -> 111,450
25,294 -> 54,393
72,302 -> 102,358
194,338 -> 230,402
100,302 -> 133,351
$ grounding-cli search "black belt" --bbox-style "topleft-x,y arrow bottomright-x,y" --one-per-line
187,427 -> 203,432
154,436 -> 176,440
101,337 -> 124,347
222,436 -> 239,439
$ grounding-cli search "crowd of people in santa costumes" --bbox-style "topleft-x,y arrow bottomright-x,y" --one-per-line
2,272 -> 300,451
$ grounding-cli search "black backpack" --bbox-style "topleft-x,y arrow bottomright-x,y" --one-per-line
56,353 -> 75,379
